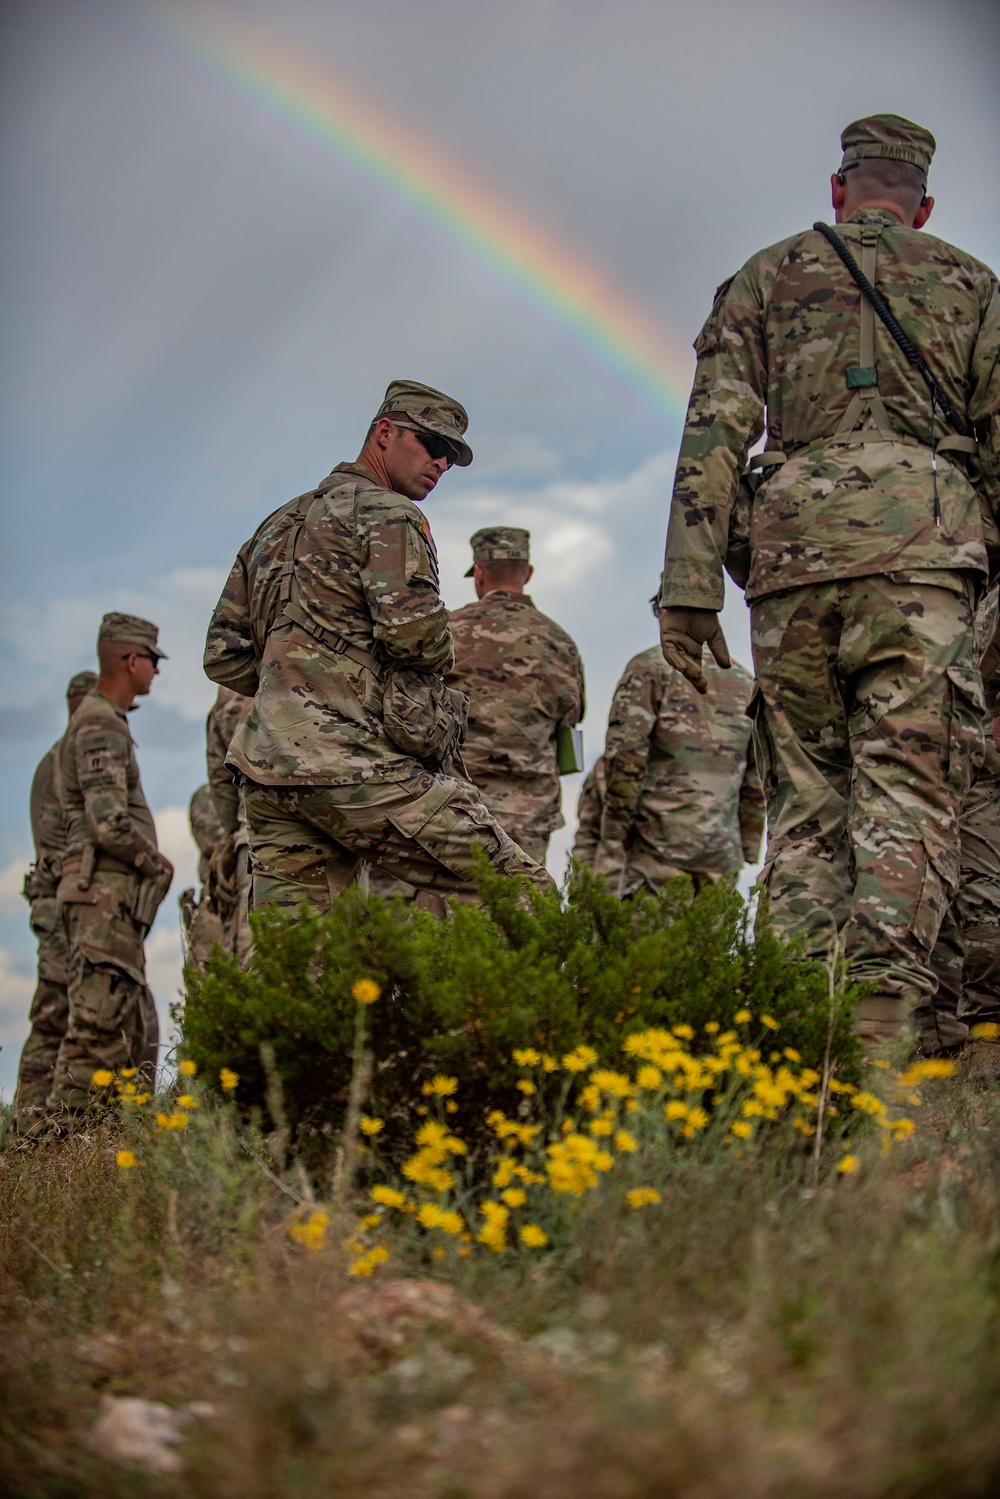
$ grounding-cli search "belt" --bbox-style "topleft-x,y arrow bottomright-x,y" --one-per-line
62,852 -> 136,877
749,430 -> 978,472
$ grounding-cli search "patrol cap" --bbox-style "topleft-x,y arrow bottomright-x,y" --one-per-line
66,670 -> 97,699
464,526 -> 531,577
373,379 -> 473,467
98,612 -> 168,660
840,113 -> 936,181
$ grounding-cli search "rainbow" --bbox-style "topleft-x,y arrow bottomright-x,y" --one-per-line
144,8 -> 693,432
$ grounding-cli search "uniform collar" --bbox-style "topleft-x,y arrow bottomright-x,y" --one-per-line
479,590 -> 534,606
845,206 -> 905,226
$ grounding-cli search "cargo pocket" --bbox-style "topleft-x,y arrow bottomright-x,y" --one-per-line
908,837 -> 959,954
945,663 -> 985,796
74,962 -> 138,1035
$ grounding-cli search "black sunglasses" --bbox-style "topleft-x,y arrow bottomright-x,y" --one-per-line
415,431 -> 459,468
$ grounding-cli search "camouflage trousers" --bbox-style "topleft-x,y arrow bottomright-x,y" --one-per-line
750,576 -> 983,1042
49,872 -> 159,1109
621,844 -> 729,900
243,770 -> 554,915
14,897 -> 69,1115
919,762 -> 1000,1051
183,837 -> 254,971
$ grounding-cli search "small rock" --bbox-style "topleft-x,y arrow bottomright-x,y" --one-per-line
89,1395 -> 184,1475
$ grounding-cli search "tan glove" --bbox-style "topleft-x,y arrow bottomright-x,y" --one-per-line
659,607 -> 732,695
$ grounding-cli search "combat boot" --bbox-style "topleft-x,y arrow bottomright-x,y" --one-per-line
963,1037 -> 1000,1085
855,995 -> 908,1054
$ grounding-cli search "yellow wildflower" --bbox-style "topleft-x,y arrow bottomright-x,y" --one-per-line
417,1204 -> 464,1235
589,1069 -> 632,1097
512,1048 -> 541,1066
761,1015 -> 780,1031
520,1224 -> 548,1248
90,1069 -> 114,1087
501,1187 -> 527,1208
589,1117 -> 614,1137
371,1185 -> 407,1209
176,1094 -> 198,1109
664,1101 -> 688,1121
838,1154 -> 859,1175
541,1054 -> 560,1072
627,1187 -> 661,1208
897,1059 -> 959,1085
477,1200 -> 510,1253
562,1045 -> 599,1073
121,1067 -> 138,1079
115,1149 -> 137,1169
734,1009 -> 752,1023
971,1021 -> 1000,1039
359,1115 -> 384,1135
425,1074 -> 458,1097
783,1048 -> 802,1063
492,1157 -> 516,1188
637,1065 -> 662,1090
516,1079 -> 536,1096
361,1212 -> 383,1229
614,1130 -> 638,1152
704,1021 -> 720,1034
730,1121 -> 753,1140
287,1209 -> 329,1251
672,1024 -> 695,1040
178,1059 -> 197,1077
349,1243 -> 390,1276
352,978 -> 381,1005
220,1068 -> 239,1092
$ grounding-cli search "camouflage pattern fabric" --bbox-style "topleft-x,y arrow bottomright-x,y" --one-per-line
189,783 -> 222,887
207,687 -> 253,836
601,650 -> 762,898
14,742 -> 70,1114
204,461 -> 454,785
49,691 -> 166,1107
571,756 -> 626,889
661,209 -> 1000,613
445,591 -> 584,853
750,577 -> 983,1030
243,770 -> 553,914
920,586 -> 1000,1049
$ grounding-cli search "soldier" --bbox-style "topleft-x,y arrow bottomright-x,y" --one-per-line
919,587 -> 1000,1062
601,610 -> 763,897
179,783 -> 224,970
205,686 -> 254,961
12,670 -> 97,1121
658,114 -> 1000,1046
445,527 -> 585,865
48,614 -> 174,1109
571,756 -> 626,889
204,380 -> 554,912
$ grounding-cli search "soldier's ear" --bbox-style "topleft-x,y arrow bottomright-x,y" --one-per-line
831,172 -> 847,216
525,565 -> 534,585
913,195 -> 934,230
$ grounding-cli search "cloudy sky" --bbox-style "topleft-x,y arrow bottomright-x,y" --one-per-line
1,0 -> 997,1097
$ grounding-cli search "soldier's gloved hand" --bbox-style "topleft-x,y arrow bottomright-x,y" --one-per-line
658,607 -> 732,695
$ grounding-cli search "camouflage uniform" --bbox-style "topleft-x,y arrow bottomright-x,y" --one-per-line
203,381 -> 553,913
919,587 -> 1000,1050
571,756 -> 626,888
204,687 -> 254,962
445,527 -> 585,864
180,783 -> 225,971
13,670 -> 97,1115
660,115 -> 1000,1041
602,650 -> 763,896
49,616 -> 172,1107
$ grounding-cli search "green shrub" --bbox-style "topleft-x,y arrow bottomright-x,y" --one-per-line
181,869 -> 863,1152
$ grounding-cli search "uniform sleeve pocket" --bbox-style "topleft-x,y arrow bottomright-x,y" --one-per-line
404,521 -> 440,586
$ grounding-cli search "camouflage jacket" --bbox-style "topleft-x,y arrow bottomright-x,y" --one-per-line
189,783 -> 223,886
206,687 -> 253,835
602,650 -> 763,873
662,209 -> 1000,610
58,691 -> 159,867
572,755 -> 626,884
22,740 -> 68,902
445,591 -> 585,835
204,462 -> 453,786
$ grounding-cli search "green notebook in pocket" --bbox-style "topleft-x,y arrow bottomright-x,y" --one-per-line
556,726 -> 584,775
